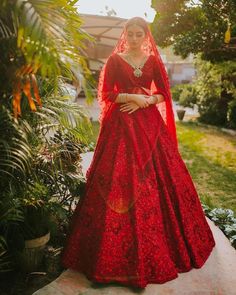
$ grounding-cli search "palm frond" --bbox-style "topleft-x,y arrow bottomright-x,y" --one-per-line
36,95 -> 93,144
0,106 -> 32,180
15,0 -> 91,77
0,18 -> 13,39
0,0 -> 94,117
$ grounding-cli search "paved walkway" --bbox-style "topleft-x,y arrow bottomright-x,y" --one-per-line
33,152 -> 236,295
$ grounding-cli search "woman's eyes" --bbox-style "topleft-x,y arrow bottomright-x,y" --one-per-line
128,33 -> 144,38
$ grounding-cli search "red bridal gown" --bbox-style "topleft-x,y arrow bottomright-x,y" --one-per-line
61,53 -> 216,288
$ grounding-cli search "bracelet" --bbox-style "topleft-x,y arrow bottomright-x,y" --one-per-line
119,93 -> 128,103
154,95 -> 164,104
150,95 -> 159,104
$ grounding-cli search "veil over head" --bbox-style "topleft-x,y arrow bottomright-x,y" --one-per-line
97,17 -> 178,149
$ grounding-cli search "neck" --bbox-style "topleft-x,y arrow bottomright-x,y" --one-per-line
127,48 -> 143,57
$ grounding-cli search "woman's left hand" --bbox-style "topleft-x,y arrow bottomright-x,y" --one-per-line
119,101 -> 140,114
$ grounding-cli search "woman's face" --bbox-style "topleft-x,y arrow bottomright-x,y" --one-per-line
125,24 -> 146,51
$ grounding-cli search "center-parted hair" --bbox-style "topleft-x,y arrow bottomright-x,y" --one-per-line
124,17 -> 149,35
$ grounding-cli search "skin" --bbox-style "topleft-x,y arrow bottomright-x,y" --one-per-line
117,24 -> 164,114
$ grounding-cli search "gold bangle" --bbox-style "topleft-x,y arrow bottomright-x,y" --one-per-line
119,93 -> 126,103
151,95 -> 158,104
120,93 -> 128,103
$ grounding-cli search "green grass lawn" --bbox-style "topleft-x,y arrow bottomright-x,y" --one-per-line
88,120 -> 236,214
176,121 -> 236,214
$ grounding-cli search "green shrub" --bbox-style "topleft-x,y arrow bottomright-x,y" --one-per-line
227,99 -> 236,129
171,84 -> 186,102
202,204 -> 236,249
171,83 -> 197,108
194,56 -> 236,128
178,84 -> 197,108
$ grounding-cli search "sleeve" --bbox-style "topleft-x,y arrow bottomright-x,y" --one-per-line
101,55 -> 119,103
152,57 -> 168,100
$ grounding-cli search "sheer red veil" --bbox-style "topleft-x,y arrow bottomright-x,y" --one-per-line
97,17 -> 178,149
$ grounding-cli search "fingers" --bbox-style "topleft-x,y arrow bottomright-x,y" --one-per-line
120,105 -> 132,112
120,103 -> 136,111
128,108 -> 138,114
120,103 -> 139,114
120,102 -> 131,110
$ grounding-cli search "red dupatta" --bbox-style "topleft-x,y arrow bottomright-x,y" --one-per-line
97,22 -> 178,149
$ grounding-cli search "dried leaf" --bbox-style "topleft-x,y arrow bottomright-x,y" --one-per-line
22,77 -> 36,111
31,74 -> 42,107
12,81 -> 22,117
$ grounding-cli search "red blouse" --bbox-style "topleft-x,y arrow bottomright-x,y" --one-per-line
101,53 -> 168,103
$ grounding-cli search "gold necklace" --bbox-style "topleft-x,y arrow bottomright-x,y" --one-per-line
126,54 -> 148,78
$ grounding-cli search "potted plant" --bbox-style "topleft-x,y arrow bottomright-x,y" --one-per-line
176,107 -> 186,121
172,83 -> 198,121
15,182 -> 52,272
11,129 -> 87,273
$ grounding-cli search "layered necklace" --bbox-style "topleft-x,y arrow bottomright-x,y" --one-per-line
126,53 -> 148,78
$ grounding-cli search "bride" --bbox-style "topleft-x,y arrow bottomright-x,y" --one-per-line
61,16 -> 216,289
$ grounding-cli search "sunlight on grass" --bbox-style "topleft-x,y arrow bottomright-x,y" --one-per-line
177,121 -> 236,171
176,121 -> 236,213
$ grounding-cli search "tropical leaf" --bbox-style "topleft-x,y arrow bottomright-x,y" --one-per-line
0,0 -> 94,117
0,106 -> 32,179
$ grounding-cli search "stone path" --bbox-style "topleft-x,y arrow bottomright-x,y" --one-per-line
33,152 -> 236,295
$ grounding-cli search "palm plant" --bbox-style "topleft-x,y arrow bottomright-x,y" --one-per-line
0,0 -> 93,117
0,0 -> 95,273
0,197 -> 24,273
0,0 -> 94,194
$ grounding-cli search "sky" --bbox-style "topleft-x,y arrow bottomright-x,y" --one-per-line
77,0 -> 156,22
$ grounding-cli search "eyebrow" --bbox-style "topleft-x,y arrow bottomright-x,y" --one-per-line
127,31 -> 144,34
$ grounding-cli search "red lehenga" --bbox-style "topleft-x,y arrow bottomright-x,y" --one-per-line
61,28 -> 216,289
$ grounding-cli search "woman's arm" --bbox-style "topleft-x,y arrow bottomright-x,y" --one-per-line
146,94 -> 165,105
115,93 -> 132,103
102,57 -> 148,108
151,56 -> 168,103
101,55 -> 119,102
115,93 -> 149,108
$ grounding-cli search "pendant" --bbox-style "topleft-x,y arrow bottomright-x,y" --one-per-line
133,68 -> 142,78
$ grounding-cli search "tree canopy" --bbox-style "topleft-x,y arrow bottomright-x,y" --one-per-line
151,0 -> 236,62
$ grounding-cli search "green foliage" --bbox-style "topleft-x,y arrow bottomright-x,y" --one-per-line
151,0 -> 236,62
0,0 -> 95,273
227,99 -> 236,129
0,197 -> 24,272
0,106 -> 32,182
202,205 -> 236,248
0,0 -> 95,120
193,55 -> 236,127
19,182 -> 51,240
151,1 -> 236,128
171,57 -> 236,128
179,84 -> 197,108
171,84 -> 185,102
171,83 -> 197,107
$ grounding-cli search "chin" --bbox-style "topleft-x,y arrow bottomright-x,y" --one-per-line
129,44 -> 141,50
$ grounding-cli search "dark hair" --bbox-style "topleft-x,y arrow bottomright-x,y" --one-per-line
125,17 -> 149,35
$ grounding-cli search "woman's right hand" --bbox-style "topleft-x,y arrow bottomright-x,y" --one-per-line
131,94 -> 150,108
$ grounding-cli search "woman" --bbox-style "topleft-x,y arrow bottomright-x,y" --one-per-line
61,17 -> 216,289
